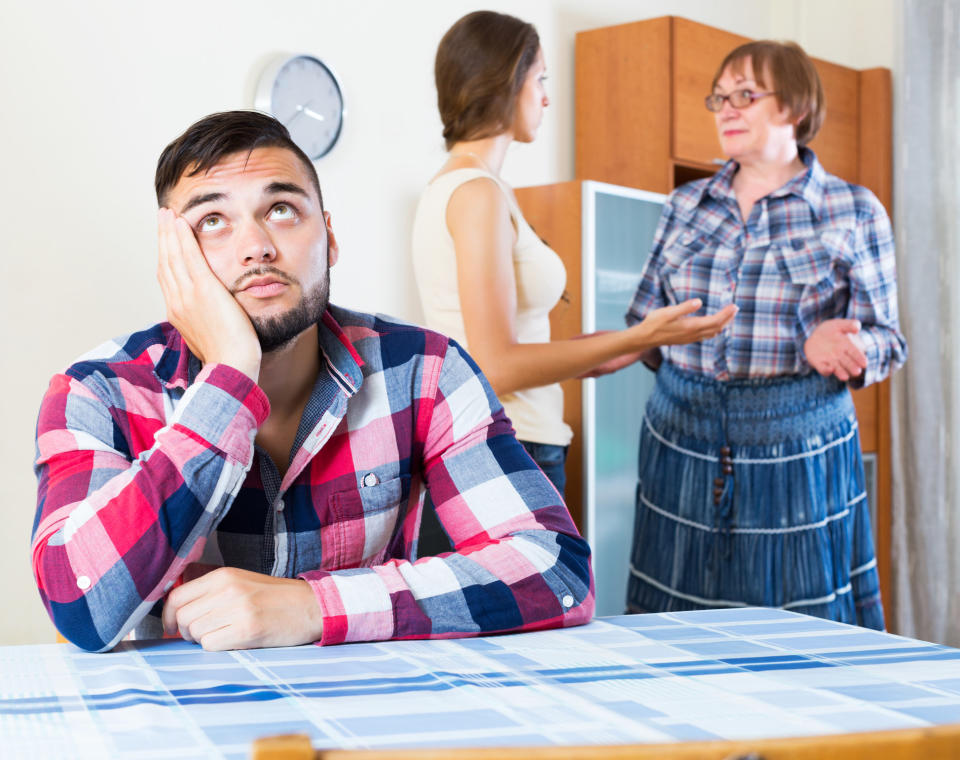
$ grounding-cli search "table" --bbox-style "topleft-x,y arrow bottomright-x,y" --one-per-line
5,608 -> 960,759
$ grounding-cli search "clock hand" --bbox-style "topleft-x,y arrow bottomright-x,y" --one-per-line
295,103 -> 326,122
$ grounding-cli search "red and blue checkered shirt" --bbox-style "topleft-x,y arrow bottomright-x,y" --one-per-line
626,149 -> 907,386
32,306 -> 594,652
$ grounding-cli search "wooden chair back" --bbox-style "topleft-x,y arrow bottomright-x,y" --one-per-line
251,724 -> 960,760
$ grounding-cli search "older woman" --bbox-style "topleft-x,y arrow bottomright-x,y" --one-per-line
412,10 -> 735,499
625,41 -> 907,629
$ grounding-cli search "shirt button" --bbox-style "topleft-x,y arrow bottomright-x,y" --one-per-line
76,575 -> 91,590
562,594 -> 574,608
362,472 -> 379,487
276,500 -> 285,512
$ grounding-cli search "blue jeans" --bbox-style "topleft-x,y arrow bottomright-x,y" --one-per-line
519,440 -> 568,497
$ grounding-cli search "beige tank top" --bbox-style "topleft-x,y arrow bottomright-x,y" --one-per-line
412,168 -> 573,446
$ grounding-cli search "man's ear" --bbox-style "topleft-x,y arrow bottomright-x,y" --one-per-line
324,210 -> 340,267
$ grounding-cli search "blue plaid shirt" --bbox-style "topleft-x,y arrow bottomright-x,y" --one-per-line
626,149 -> 907,387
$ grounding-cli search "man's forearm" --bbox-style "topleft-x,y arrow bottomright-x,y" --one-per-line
32,363 -> 268,651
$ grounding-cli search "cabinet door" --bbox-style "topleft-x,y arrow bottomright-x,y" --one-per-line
672,17 -> 749,167
575,17 -> 673,193
584,185 -> 666,617
806,59 -> 860,184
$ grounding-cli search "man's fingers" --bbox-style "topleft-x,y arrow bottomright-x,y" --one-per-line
157,209 -> 176,288
174,216 -> 212,280
160,211 -> 193,293
183,604 -> 233,647
162,573 -> 214,635
197,624 -> 237,652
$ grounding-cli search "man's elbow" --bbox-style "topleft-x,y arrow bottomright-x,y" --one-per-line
36,565 -> 124,652
554,532 -> 595,625
47,600 -> 116,652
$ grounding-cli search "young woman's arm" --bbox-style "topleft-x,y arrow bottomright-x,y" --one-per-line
446,177 -> 736,396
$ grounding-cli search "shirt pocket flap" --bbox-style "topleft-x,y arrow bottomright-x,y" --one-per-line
661,229 -> 710,273
775,235 -> 839,286
330,475 -> 408,518
324,475 -> 409,569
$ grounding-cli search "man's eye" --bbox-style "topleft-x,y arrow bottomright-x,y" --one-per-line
200,216 -> 224,230
270,203 -> 296,220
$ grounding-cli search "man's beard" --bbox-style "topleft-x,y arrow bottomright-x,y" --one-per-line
243,269 -> 330,353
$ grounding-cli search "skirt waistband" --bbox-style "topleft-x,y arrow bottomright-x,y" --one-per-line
647,363 -> 856,446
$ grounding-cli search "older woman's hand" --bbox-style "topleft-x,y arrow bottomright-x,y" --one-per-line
804,319 -> 868,382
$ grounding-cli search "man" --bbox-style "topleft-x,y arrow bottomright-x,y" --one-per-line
32,111 -> 593,652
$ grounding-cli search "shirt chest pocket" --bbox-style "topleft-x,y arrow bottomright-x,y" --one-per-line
773,232 -> 849,288
322,475 -> 409,570
661,231 -> 730,304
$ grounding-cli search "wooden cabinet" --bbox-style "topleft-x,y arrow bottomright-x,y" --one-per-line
574,17 -> 673,194
671,18 -> 748,168
572,16 -> 896,617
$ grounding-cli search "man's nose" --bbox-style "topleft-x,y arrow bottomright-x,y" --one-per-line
238,222 -> 277,265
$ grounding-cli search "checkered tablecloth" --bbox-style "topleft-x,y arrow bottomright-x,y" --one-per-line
5,608 -> 960,759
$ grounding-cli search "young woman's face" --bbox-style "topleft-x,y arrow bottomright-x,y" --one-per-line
511,48 -> 549,143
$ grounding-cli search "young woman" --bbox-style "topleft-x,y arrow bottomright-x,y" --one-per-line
625,40 -> 907,628
412,10 -> 735,500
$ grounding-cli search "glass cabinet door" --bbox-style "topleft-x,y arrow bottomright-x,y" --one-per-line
583,182 -> 666,616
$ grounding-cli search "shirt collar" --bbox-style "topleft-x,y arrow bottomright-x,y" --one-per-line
683,146 -> 826,222
154,306 -> 365,395
770,146 -> 826,219
671,160 -> 738,227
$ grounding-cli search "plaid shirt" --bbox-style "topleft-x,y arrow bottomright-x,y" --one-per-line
32,306 -> 593,652
626,148 -> 907,386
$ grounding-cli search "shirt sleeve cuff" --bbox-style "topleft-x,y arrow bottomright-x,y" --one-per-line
168,363 -> 270,466
300,570 -> 397,646
852,328 -> 883,389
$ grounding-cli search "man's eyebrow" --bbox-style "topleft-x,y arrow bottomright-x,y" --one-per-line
180,192 -> 226,215
266,181 -> 309,197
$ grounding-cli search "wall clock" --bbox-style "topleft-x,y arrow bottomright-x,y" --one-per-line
254,54 -> 345,159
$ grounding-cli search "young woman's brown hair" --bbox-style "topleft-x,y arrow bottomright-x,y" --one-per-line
712,40 -> 826,146
435,10 -> 541,149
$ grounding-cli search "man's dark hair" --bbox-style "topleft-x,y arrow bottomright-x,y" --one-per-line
154,110 -> 323,208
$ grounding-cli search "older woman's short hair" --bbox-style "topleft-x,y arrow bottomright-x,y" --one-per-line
712,40 -> 825,146
435,11 -> 540,150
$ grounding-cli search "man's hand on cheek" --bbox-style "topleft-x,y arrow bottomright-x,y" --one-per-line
157,209 -> 262,382
161,567 -> 324,651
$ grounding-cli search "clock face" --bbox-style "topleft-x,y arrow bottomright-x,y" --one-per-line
264,55 -> 344,160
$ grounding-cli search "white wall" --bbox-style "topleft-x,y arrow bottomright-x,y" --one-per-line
0,0 -> 895,645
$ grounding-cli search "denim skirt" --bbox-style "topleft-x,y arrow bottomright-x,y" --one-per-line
626,363 -> 884,630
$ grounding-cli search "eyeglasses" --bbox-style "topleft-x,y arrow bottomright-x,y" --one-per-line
704,89 -> 774,112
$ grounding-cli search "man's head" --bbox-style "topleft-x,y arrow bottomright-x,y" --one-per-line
155,110 -> 323,210
156,111 -> 337,353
